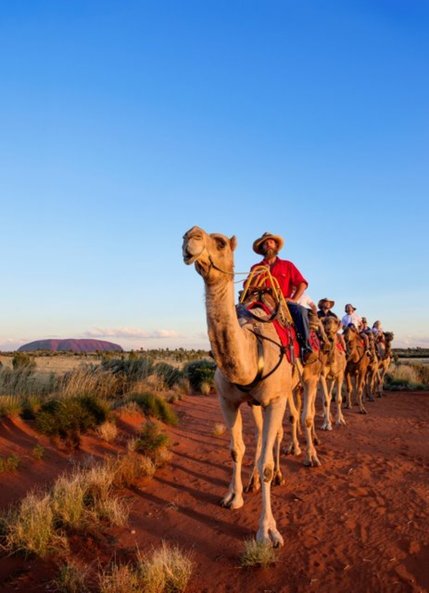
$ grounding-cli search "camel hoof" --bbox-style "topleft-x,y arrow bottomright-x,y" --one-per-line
272,473 -> 285,487
284,444 -> 302,457
321,423 -> 332,431
304,455 -> 321,468
359,408 -> 368,415
336,418 -> 346,426
220,493 -> 243,509
244,477 -> 260,494
256,527 -> 284,548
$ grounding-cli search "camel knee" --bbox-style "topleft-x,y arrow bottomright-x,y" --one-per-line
230,443 -> 245,463
262,463 -> 274,483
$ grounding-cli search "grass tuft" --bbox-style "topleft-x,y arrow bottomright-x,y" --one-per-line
138,541 -> 194,593
240,539 -> 277,568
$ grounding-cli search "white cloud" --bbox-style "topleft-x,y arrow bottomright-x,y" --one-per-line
83,327 -> 181,340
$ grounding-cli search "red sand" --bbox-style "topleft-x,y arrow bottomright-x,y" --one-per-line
0,390 -> 428,593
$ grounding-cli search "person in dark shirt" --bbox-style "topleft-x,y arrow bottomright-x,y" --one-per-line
317,298 -> 338,319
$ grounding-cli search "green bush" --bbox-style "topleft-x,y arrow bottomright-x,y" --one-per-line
134,422 -> 170,461
183,359 -> 216,394
35,395 -> 110,446
153,363 -> 183,389
128,393 -> 178,426
12,352 -> 36,370
0,454 -> 21,473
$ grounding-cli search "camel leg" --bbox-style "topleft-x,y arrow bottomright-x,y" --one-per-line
285,392 -> 301,456
356,375 -> 367,414
302,377 -> 321,467
335,377 -> 346,426
256,396 -> 287,547
344,374 -> 353,409
219,397 -> 245,509
272,423 -> 285,486
320,375 -> 333,431
245,405 -> 262,493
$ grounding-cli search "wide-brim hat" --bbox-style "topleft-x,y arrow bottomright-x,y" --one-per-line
318,298 -> 335,309
252,232 -> 284,255
345,303 -> 356,312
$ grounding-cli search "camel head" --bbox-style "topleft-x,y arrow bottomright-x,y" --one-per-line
182,226 -> 237,282
384,331 -> 394,344
322,316 -> 341,337
343,324 -> 359,347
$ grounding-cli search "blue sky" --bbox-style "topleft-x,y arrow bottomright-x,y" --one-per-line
0,1 -> 428,351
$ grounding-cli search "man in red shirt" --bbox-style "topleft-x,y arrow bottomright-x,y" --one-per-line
245,232 -> 317,364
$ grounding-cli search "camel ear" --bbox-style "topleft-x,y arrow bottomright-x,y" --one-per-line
230,236 -> 237,251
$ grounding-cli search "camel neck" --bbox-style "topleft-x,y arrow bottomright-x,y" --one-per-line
204,280 -> 255,385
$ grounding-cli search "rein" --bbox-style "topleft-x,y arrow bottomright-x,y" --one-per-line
234,329 -> 288,393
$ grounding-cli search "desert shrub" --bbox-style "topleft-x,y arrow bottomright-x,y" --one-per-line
52,560 -> 90,593
35,395 -> 110,446
12,352 -> 36,370
0,395 -> 23,418
20,394 -> 44,419
97,421 -> 118,442
109,451 -> 156,487
59,366 -> 120,399
183,359 -> 216,394
51,464 -> 128,530
133,422 -> 170,462
153,363 -> 183,389
32,443 -> 45,460
384,363 -> 427,391
0,367 -> 51,397
138,541 -> 194,593
3,491 -> 67,557
0,454 -> 21,472
101,357 -> 154,390
240,539 -> 277,568
129,392 -> 178,425
98,562 -> 141,593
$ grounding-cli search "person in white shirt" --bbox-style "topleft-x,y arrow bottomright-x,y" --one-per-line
341,304 -> 362,329
342,304 -> 371,356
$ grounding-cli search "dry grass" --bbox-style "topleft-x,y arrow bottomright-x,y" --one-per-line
240,539 -> 277,568
98,562 -> 141,593
109,451 -> 156,487
3,491 -> 67,557
138,541 -> 194,593
212,422 -> 226,436
51,560 -> 90,593
97,421 -> 118,442
2,460 -> 131,557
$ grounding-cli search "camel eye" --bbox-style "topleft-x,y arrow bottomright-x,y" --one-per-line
215,237 -> 227,250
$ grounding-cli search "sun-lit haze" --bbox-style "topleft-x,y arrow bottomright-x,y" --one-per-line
1,1 -> 428,352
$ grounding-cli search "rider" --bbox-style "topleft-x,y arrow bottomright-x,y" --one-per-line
244,232 -> 318,364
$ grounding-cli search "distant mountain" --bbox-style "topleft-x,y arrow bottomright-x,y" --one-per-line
18,339 -> 123,353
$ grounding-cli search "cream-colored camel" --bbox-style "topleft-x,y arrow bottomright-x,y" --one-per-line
343,325 -> 370,414
318,316 -> 347,430
182,226 -> 320,546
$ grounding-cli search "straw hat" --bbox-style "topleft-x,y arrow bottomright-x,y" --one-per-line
317,298 -> 335,309
252,232 -> 284,255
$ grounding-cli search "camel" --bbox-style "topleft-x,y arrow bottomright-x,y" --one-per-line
375,332 -> 394,397
343,325 -> 371,414
182,226 -> 320,546
318,316 -> 347,430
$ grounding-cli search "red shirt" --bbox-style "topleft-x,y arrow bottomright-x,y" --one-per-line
248,257 -> 308,299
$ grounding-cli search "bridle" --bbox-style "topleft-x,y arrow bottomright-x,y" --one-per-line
187,236 -> 297,393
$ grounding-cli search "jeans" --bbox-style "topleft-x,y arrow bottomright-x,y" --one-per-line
288,302 -> 312,355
